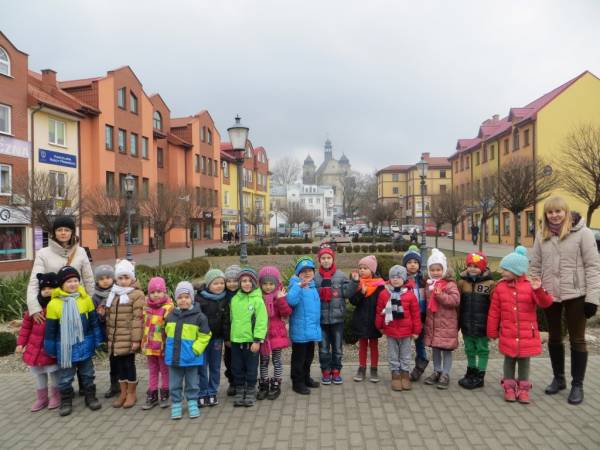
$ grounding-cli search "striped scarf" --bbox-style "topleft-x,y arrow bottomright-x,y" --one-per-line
60,292 -> 84,368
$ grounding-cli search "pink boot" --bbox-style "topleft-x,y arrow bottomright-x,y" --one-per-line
48,387 -> 61,409
517,380 -> 532,404
501,379 -> 517,402
31,388 -> 49,412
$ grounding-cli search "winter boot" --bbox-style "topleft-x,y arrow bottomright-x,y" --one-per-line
31,388 -> 49,412
423,371 -> 441,385
410,357 -> 429,382
391,371 -> 403,391
112,381 -> 127,408
331,369 -> 343,385
188,399 -> 200,418
305,377 -> 320,388
321,370 -> 332,385
292,382 -> 310,395
244,385 -> 257,407
84,385 -> 102,411
501,379 -> 517,402
401,371 -> 412,390
369,367 -> 380,383
226,384 -> 236,396
123,381 -> 138,408
171,402 -> 182,420
159,389 -> 170,408
568,350 -> 587,405
517,380 -> 532,404
436,373 -> 450,390
104,381 -> 120,399
545,343 -> 566,395
233,386 -> 246,407
142,390 -> 159,410
353,366 -> 366,382
469,370 -> 485,389
267,378 -> 282,400
458,367 -> 477,389
77,371 -> 85,397
256,379 -> 269,401
48,387 -> 61,410
59,388 -> 73,417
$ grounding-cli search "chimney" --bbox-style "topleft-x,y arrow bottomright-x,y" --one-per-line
41,69 -> 57,86
421,152 -> 430,159
492,114 -> 500,120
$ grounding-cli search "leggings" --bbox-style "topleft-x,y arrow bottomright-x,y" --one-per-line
34,371 -> 59,389
503,356 -> 530,380
432,348 -> 453,375
358,338 -> 379,368
259,349 -> 283,381
545,297 -> 587,352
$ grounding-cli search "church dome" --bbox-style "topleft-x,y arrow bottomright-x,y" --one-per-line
304,154 -> 315,165
339,153 -> 349,164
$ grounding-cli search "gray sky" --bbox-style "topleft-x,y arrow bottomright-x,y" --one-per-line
3,0 -> 600,173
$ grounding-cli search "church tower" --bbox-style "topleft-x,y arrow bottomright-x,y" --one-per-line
324,138 -> 333,162
302,154 -> 316,184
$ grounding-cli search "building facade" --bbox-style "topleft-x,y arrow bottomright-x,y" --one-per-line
269,183 -> 335,230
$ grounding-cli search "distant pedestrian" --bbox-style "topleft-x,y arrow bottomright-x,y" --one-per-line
471,224 -> 479,245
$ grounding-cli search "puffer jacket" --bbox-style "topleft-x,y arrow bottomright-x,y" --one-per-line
287,276 -> 322,343
26,238 -> 94,316
349,283 -> 386,340
106,289 -> 145,356
487,276 -> 553,358
142,296 -> 174,356
314,270 -> 357,325
375,281 -> 422,339
262,289 -> 292,351
164,303 -> 211,367
458,270 -> 495,337
530,217 -> 600,305
195,287 -> 230,340
424,272 -> 460,350
18,309 -> 56,367
230,288 -> 268,344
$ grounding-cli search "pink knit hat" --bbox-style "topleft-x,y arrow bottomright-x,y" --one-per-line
358,255 -> 377,275
258,266 -> 281,285
148,276 -> 167,293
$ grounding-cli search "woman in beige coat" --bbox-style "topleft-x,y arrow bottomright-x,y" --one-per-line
530,196 -> 600,405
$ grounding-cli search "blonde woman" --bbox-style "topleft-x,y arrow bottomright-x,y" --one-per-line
530,196 -> 600,405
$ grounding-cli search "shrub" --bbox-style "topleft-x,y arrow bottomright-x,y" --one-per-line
0,331 -> 17,356
368,245 -> 376,253
376,254 -> 403,280
176,258 -> 210,278
0,271 -> 29,321
285,246 -> 296,255
385,244 -> 393,252
392,241 -> 411,252
311,246 -> 320,254
376,244 -> 385,252
276,238 -> 305,244
361,245 -> 370,253
293,246 -> 304,255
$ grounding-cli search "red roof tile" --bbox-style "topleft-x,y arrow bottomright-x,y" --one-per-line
28,72 -> 100,116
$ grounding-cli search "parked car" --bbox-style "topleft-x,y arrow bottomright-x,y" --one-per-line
424,226 -> 448,237
401,224 -> 421,235
290,229 -> 304,238
446,231 -> 454,239
391,225 -> 400,233
330,227 -> 342,237
348,226 -> 361,237
314,228 -> 327,238
378,226 -> 392,236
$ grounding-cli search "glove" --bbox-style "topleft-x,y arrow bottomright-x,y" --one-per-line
584,302 -> 597,319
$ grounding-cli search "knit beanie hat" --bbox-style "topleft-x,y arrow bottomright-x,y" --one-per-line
402,247 -> 422,268
52,215 -> 76,234
500,246 -> 529,276
466,251 -> 487,272
427,248 -> 447,278
294,256 -> 315,275
358,255 -> 377,275
204,269 -> 225,288
238,267 -> 258,288
94,264 -> 115,281
115,259 -> 135,279
37,272 -> 58,290
224,264 -> 242,280
258,266 -> 280,285
389,265 -> 408,282
57,266 -> 81,287
147,276 -> 167,293
317,246 -> 335,261
174,281 -> 195,301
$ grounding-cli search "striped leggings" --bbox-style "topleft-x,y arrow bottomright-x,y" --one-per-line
259,349 -> 283,381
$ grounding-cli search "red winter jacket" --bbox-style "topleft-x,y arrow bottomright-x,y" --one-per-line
424,274 -> 461,350
375,281 -> 422,338
262,291 -> 293,353
487,276 -> 553,358
17,310 -> 56,367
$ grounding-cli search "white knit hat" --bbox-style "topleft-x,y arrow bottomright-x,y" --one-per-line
427,248 -> 447,278
114,259 -> 135,279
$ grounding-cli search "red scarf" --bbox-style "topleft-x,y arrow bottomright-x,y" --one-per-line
359,276 -> 385,297
318,264 -> 337,302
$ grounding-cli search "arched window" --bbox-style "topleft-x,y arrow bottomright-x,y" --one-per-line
0,47 -> 10,76
153,111 -> 162,130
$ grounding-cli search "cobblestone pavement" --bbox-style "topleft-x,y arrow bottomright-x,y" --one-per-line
1,356 -> 599,450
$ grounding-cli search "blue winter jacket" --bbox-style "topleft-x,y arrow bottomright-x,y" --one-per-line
286,276 -> 322,343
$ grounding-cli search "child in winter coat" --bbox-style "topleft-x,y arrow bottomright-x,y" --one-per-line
487,246 -> 553,404
423,249 -> 460,389
458,252 -> 495,390
287,257 -> 322,395
314,246 -> 357,385
349,255 -> 386,383
141,276 -> 173,410
257,266 -> 291,400
376,265 -> 422,392
230,268 -> 268,407
402,246 -> 429,381
105,259 -> 145,408
16,272 -> 60,411
223,265 -> 241,397
44,266 -> 103,416
196,269 -> 230,407
165,281 -> 211,420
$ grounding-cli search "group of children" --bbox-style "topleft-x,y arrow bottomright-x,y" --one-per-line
16,243 -> 554,420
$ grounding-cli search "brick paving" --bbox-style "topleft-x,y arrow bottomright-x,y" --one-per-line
1,356 -> 599,449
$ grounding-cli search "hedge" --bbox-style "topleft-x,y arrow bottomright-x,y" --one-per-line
204,243 -> 402,257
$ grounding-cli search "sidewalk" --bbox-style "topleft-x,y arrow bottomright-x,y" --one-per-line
426,236 -> 515,258
1,356 -> 598,449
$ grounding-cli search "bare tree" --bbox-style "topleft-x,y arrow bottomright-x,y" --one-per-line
437,191 -> 466,256
429,195 -> 446,248
271,156 -> 301,186
559,124 -> 600,224
341,172 -> 367,220
283,202 -> 312,235
474,177 -> 498,251
495,156 -> 559,247
178,188 -> 205,260
244,205 -> 265,240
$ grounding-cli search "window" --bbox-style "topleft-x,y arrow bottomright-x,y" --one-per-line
465,156 -> 470,169
493,215 -> 500,235
194,155 -> 200,173
142,137 -> 149,159
142,178 -> 149,199
105,171 -> 115,195
118,129 -> 126,153
527,211 -> 535,236
200,127 -> 205,142
490,144 -> 495,160
201,156 -> 206,174
153,111 -> 162,130
503,212 -> 511,235
130,92 -> 138,113
475,152 -> 480,166
504,139 -> 509,155
392,187 -> 399,194
439,169 -> 446,179
157,147 -> 164,168
117,88 -> 126,109
207,129 -> 212,144
0,104 -> 11,134
130,222 -> 143,245
130,133 -> 138,157
0,47 -> 10,76
213,160 -> 218,177
105,125 -> 114,150
440,184 -> 447,194
208,158 -> 213,176
482,146 -> 487,163
223,161 -> 229,178
48,118 -> 66,146
513,129 -> 520,151
524,129 -> 530,146
224,191 -> 230,206
0,164 -> 11,195
392,174 -> 399,182
49,171 -> 66,199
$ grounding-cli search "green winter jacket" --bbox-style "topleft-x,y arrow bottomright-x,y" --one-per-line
229,288 -> 268,343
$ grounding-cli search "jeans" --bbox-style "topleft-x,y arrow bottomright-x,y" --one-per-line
291,342 -> 315,386
503,356 -> 530,380
432,348 -> 453,375
113,353 -> 137,382
463,335 -> 489,371
319,323 -> 344,371
198,338 -> 223,397
387,337 -> 412,372
147,355 -> 169,391
169,366 -> 200,403
231,343 -> 259,387
57,358 -> 95,392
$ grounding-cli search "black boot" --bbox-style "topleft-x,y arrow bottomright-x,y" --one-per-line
568,350 -> 587,405
305,377 -> 320,388
59,388 -> 73,417
84,385 -> 102,411
545,343 -> 566,395
267,378 -> 281,400
104,381 -> 120,399
256,379 -> 269,401
458,367 -> 476,389
293,382 -> 310,395
226,384 -> 236,397
469,370 -> 485,389
142,390 -> 159,410
410,357 -> 429,382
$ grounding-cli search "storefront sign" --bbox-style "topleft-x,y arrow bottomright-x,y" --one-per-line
0,206 -> 30,225
202,211 -> 213,219
34,227 -> 44,251
0,135 -> 31,159
222,208 -> 238,216
39,148 -> 77,168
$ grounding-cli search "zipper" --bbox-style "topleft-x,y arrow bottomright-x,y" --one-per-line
111,302 -> 119,356
514,283 -> 520,355
531,321 -> 535,338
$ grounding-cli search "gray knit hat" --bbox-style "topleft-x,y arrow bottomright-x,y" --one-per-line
94,264 -> 115,281
174,281 -> 195,302
204,269 -> 225,288
389,265 -> 408,282
224,264 -> 242,280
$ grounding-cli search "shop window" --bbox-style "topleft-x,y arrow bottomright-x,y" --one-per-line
49,171 -> 66,199
0,226 -> 26,261
203,222 -> 212,240
97,224 -> 118,247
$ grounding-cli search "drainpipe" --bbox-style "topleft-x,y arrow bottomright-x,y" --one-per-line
29,105 -> 43,255
77,120 -> 82,246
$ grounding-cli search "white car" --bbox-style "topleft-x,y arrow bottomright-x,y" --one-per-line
314,228 -> 326,238
330,227 -> 342,237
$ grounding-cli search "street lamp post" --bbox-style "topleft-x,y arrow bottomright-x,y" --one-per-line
416,157 -> 429,262
227,115 -> 250,265
124,173 -> 135,262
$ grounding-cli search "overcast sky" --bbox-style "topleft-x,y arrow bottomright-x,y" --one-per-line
3,0 -> 600,173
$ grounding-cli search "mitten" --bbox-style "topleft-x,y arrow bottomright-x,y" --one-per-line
584,302 -> 597,319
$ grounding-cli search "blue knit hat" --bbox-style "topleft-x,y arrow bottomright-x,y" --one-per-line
294,256 -> 315,275
238,267 -> 258,288
500,246 -> 529,276
402,247 -> 422,268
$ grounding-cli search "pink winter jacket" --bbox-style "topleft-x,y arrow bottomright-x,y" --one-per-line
424,273 -> 461,350
261,290 -> 292,354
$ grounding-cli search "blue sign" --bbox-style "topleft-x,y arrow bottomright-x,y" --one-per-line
38,148 -> 77,168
